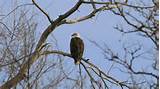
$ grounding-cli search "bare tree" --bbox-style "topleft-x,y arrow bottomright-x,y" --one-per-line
0,0 -> 158,89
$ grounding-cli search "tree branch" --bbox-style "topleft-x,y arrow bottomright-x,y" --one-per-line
60,6 -> 109,25
32,0 -> 52,23
41,50 -> 131,88
0,1 -> 83,89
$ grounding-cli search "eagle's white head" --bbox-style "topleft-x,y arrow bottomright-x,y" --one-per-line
71,32 -> 80,38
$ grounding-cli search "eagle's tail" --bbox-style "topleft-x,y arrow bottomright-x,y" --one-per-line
74,59 -> 81,65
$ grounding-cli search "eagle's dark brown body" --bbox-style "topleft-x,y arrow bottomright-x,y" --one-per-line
70,37 -> 84,64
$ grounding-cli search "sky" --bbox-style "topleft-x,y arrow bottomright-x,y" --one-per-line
34,0 -> 157,88
0,0 -> 157,89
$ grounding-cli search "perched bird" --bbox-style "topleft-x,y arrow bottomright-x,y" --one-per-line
70,32 -> 84,64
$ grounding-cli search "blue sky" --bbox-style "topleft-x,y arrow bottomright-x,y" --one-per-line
0,0 -> 157,88
35,0 -> 156,84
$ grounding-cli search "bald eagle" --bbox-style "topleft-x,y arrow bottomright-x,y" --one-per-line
70,33 -> 84,64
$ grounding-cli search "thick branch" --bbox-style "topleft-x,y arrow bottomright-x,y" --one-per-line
42,50 -> 72,57
54,0 -> 83,25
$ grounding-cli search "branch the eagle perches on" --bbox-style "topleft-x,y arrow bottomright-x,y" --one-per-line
0,0 -> 132,89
